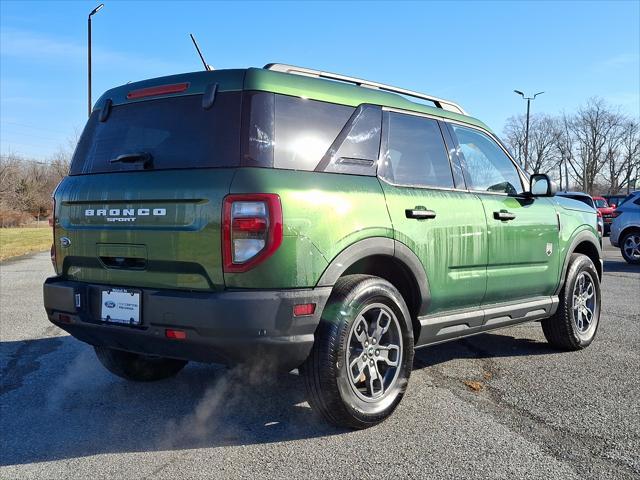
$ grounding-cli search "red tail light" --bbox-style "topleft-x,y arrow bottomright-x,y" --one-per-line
596,210 -> 602,217
165,329 -> 187,340
222,194 -> 283,273
126,82 -> 189,99
293,303 -> 316,317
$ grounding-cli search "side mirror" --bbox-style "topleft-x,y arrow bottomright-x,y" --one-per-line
530,173 -> 557,197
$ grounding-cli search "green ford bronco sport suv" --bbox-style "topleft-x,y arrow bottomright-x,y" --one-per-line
44,64 -> 603,429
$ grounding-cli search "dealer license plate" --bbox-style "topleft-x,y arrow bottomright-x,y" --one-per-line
101,288 -> 141,325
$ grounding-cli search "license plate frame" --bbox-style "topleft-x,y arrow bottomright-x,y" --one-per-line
100,288 -> 141,326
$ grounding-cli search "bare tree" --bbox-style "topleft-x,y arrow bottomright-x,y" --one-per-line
618,120 -> 640,193
561,98 -> 624,193
503,114 -> 561,183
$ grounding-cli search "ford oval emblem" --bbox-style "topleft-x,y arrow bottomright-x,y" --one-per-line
60,237 -> 71,248
104,301 -> 116,309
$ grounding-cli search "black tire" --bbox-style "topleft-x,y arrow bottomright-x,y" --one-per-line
541,253 -> 601,350
300,274 -> 414,429
620,230 -> 640,265
94,346 -> 188,381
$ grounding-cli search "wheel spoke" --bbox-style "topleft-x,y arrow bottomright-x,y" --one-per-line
372,309 -> 390,342
576,308 -> 583,330
377,344 -> 400,367
353,315 -> 368,347
583,305 -> 593,324
584,283 -> 594,299
367,362 -> 383,397
348,355 -> 367,385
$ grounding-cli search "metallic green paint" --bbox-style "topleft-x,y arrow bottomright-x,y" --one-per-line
380,182 -> 488,314
53,169 -> 234,290
479,194 -> 561,304
226,168 -> 393,288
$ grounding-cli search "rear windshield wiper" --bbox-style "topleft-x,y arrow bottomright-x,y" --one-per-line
110,152 -> 153,168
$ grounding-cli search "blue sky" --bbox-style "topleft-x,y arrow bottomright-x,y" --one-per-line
1,0 -> 639,159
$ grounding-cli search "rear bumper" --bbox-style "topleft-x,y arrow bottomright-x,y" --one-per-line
43,277 -> 331,371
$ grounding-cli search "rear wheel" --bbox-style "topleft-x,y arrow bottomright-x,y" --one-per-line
541,254 -> 601,350
301,275 -> 414,429
94,346 -> 187,381
620,230 -> 640,264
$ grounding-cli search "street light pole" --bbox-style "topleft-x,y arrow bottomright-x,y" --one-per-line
88,4 -> 104,117
514,90 -> 544,172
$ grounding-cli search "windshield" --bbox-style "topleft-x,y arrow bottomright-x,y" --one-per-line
70,93 -> 241,175
594,199 -> 608,208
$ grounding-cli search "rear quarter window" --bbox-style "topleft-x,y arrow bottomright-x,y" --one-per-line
273,95 -> 354,171
70,92 -> 241,175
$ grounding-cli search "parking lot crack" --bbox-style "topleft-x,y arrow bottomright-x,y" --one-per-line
415,343 -> 639,479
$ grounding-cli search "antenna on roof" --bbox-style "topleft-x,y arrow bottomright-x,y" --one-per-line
189,33 -> 213,71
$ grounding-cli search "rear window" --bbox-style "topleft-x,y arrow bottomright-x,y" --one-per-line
594,198 -> 608,208
70,92 -> 241,175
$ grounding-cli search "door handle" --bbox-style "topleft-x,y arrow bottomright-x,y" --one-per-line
493,210 -> 516,221
405,207 -> 437,220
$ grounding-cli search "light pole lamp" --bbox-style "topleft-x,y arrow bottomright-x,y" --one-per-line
88,4 -> 105,117
514,90 -> 544,172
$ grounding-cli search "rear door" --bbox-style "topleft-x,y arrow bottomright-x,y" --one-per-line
53,90 -> 242,291
447,123 -> 560,304
379,111 -> 487,317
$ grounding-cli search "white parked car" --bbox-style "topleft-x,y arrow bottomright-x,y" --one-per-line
610,191 -> 640,264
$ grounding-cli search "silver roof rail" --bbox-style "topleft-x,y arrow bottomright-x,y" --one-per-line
264,63 -> 467,116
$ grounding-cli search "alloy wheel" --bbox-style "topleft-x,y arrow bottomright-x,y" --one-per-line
572,271 -> 597,334
346,303 -> 403,402
623,233 -> 640,261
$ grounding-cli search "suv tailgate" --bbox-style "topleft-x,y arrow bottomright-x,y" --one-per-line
53,169 -> 233,291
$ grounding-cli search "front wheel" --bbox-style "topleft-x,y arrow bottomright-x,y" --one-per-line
541,253 -> 601,350
301,275 -> 414,429
620,230 -> 640,264
94,346 -> 188,381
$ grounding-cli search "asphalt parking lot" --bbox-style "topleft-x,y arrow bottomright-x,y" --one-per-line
1,244 -> 639,479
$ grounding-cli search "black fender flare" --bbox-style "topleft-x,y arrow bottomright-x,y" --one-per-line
316,237 -> 431,316
555,229 -> 603,295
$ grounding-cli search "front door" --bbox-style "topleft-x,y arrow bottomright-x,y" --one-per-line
379,111 -> 488,315
448,123 -> 560,304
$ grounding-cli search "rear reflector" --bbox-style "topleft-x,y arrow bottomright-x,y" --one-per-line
293,303 -> 316,317
165,329 -> 187,340
127,82 -> 189,100
58,314 -> 71,323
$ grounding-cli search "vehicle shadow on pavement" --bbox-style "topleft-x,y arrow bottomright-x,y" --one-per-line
0,335 -> 344,467
1,330 -> 559,467
413,330 -> 559,368
603,259 -> 640,273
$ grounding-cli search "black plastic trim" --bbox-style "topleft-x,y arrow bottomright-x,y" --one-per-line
554,230 -> 603,295
316,237 -> 431,316
416,295 -> 559,347
43,276 -> 331,371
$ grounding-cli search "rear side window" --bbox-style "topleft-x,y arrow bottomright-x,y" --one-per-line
451,124 -> 523,195
316,104 -> 382,176
273,95 -> 354,171
379,112 -> 454,188
70,92 -> 241,175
